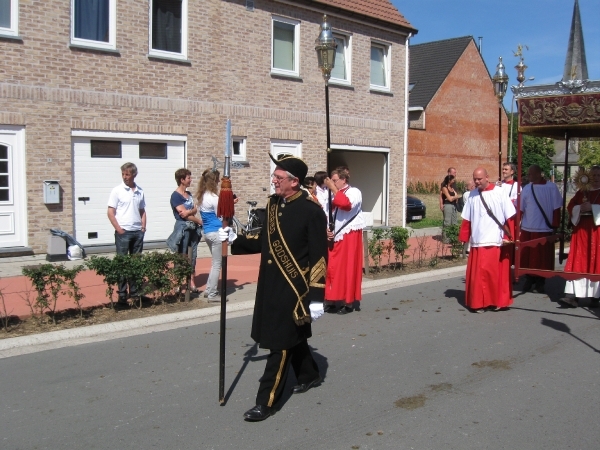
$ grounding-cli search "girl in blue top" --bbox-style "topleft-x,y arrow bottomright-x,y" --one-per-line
195,169 -> 224,300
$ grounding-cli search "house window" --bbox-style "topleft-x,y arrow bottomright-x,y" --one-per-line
71,0 -> 116,50
232,137 -> 246,162
0,0 -> 18,37
90,140 -> 122,158
150,0 -> 188,60
0,145 -> 9,201
330,33 -> 351,84
139,142 -> 167,159
370,42 -> 390,91
272,17 -> 299,77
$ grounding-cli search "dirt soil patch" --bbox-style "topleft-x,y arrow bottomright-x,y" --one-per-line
0,294 -> 216,340
366,255 -> 466,280
0,257 -> 467,339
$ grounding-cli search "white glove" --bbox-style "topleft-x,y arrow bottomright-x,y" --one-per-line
218,227 -> 237,243
309,302 -> 324,321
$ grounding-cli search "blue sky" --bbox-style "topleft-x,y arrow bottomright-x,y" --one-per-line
392,0 -> 600,109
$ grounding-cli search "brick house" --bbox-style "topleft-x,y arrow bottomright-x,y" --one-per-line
0,0 -> 416,255
407,36 -> 508,186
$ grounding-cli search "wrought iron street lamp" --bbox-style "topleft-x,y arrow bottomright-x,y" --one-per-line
509,55 -> 532,161
315,15 -> 337,227
492,56 -> 509,180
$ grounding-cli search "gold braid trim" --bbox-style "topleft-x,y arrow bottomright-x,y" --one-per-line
268,350 -> 287,407
309,257 -> 326,288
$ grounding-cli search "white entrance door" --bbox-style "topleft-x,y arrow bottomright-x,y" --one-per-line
269,140 -> 302,194
73,132 -> 186,246
0,126 -> 26,248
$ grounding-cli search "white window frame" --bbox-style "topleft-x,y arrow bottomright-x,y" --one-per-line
269,140 -> 302,193
0,0 -> 19,37
271,16 -> 300,78
330,32 -> 351,86
370,41 -> 391,92
70,0 -> 117,51
232,137 -> 247,162
149,0 -> 188,61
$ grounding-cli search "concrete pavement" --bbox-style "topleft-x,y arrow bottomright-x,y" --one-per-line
0,266 -> 598,449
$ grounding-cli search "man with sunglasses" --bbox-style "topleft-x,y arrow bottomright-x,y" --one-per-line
230,153 -> 328,422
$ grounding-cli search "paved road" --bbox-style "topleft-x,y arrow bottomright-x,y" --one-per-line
1,274 -> 598,450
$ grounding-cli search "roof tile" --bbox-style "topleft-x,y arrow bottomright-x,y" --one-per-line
409,36 -> 474,108
313,0 -> 415,30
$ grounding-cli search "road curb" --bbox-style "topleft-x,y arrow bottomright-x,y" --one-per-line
0,265 -> 466,357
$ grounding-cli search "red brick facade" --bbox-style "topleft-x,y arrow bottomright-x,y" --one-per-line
0,0 -> 414,252
408,41 -> 509,186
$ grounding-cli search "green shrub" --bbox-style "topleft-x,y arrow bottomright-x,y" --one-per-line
389,226 -> 411,269
368,228 -> 387,272
443,224 -> 463,258
22,264 -> 85,324
86,251 -> 193,309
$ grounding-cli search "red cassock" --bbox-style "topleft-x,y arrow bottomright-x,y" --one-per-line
460,219 -> 514,309
459,184 -> 515,310
325,190 -> 363,305
564,190 -> 600,275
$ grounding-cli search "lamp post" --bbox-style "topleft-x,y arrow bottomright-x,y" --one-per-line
508,57 -> 531,161
315,15 -> 337,228
492,56 -> 509,180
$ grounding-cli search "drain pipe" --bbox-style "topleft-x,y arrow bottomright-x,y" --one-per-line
402,32 -> 413,228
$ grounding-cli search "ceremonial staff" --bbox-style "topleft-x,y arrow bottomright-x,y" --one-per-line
315,15 -> 337,232
216,119 -> 235,404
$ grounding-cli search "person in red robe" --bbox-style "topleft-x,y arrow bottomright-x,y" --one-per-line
323,167 -> 365,315
459,167 -> 516,313
560,166 -> 600,308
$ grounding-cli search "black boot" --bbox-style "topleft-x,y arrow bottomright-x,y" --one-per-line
534,277 -> 546,294
243,405 -> 273,422
522,276 -> 534,292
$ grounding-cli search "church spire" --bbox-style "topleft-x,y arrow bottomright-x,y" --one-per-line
562,0 -> 588,81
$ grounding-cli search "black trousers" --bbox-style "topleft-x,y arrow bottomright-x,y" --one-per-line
256,340 -> 320,408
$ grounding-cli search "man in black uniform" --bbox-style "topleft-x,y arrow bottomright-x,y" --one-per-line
231,154 -> 328,422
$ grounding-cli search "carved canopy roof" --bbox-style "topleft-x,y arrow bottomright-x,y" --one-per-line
514,80 -> 600,139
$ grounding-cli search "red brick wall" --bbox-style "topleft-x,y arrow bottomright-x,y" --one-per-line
407,41 -> 509,187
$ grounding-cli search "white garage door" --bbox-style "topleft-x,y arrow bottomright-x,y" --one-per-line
73,132 -> 186,247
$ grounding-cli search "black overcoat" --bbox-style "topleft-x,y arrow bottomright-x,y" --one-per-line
232,190 -> 328,350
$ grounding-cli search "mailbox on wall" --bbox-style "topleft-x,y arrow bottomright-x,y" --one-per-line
43,180 -> 60,204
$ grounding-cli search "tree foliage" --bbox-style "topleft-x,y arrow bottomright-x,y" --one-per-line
508,114 -> 555,179
577,139 -> 600,169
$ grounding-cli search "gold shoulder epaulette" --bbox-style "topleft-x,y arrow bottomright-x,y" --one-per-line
306,195 -> 320,205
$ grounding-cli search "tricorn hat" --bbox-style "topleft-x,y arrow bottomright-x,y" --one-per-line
269,153 -> 308,184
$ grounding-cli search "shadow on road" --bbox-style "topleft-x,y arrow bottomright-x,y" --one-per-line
541,317 -> 600,354
443,288 -> 465,308
221,344 -> 329,408
222,342 -> 264,405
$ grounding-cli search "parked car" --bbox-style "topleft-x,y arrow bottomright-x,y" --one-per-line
406,195 -> 426,223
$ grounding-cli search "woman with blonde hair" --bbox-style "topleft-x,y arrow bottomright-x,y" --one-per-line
196,168 -> 223,300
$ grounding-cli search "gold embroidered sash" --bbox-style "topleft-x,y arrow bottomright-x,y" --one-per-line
266,197 -> 311,325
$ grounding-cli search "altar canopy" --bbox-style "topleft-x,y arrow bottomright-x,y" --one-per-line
513,80 -> 600,283
517,82 -> 600,139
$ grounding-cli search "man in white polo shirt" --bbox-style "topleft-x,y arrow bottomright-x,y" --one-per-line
107,162 -> 147,307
